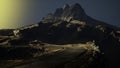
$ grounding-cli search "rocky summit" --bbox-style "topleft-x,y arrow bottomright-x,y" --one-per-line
0,3 -> 120,68
13,3 -> 119,44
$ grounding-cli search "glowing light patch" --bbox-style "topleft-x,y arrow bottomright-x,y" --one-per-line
0,0 -> 26,29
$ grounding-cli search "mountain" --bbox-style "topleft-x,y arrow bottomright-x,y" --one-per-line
4,3 -> 120,68
13,3 -> 119,43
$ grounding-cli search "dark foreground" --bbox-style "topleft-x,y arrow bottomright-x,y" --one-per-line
0,44 -> 101,68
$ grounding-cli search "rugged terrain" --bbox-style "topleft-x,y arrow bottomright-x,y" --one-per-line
0,44 -> 100,68
0,3 -> 120,68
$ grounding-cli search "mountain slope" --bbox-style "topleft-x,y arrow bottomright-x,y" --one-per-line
13,3 -> 119,44
10,3 -> 120,68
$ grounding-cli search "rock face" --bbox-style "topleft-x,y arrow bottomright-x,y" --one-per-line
12,3 -> 120,68
13,3 -> 119,44
42,3 -> 86,22
61,3 -> 86,21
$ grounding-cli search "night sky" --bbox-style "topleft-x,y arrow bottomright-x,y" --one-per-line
0,0 -> 120,28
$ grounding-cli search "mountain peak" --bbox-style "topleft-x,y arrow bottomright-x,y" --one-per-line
43,3 -> 86,22
61,3 -> 86,21
63,4 -> 70,10
54,8 -> 63,17
72,3 -> 81,7
70,3 -> 85,16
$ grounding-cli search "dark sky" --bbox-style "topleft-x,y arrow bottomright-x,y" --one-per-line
19,0 -> 120,27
